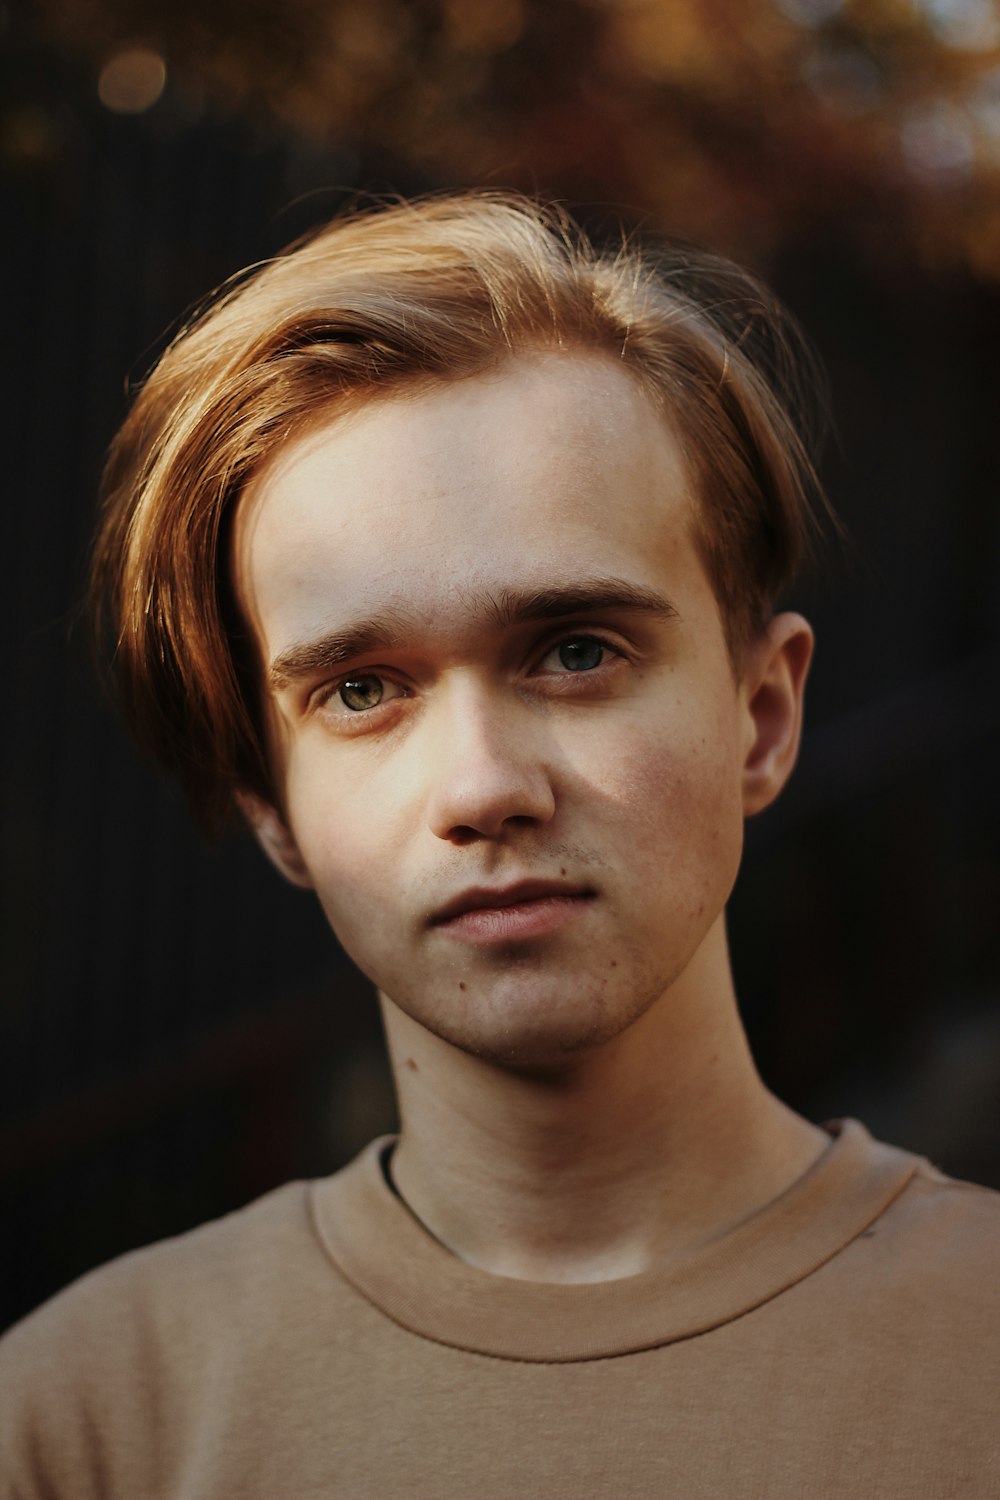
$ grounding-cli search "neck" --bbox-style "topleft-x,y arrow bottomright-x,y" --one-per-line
381,918 -> 828,1283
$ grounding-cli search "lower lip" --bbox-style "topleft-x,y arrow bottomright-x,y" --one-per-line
437,894 -> 595,945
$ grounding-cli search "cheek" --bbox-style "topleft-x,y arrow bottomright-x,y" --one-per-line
299,834 -> 408,985
281,751 -> 392,915
282,748 -> 441,987
588,704 -> 746,892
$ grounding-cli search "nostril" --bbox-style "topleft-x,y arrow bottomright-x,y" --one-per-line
444,810 -> 544,846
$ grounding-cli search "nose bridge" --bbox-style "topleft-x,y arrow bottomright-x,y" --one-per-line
426,672 -> 555,841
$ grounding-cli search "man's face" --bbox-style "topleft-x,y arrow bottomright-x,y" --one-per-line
234,353 -> 762,1067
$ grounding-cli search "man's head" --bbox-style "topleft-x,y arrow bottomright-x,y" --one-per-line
230,349 -> 814,1066
92,191 -> 826,839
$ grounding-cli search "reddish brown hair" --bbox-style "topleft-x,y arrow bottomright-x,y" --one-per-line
91,191 -> 829,834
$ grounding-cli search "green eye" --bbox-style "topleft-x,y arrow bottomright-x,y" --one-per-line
339,676 -> 384,712
558,637 -> 605,671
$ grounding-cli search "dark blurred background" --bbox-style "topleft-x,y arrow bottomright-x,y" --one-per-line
3,0 -> 999,1332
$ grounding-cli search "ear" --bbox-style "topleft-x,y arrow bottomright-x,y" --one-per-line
740,612 -> 814,818
235,791 -> 314,889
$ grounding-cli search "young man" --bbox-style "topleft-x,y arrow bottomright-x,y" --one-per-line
2,194 -> 997,1498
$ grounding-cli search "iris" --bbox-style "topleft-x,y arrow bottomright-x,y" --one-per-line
559,637 -> 604,671
340,676 -> 383,711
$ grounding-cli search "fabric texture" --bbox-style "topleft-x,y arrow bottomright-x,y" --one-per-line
1,1120 -> 998,1499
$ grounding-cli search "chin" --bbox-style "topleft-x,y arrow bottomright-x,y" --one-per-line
390,965 -> 670,1073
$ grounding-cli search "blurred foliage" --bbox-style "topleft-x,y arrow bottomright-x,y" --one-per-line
25,0 -> 1000,274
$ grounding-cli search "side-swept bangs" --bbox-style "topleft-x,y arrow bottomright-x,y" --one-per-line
91,192 -> 829,833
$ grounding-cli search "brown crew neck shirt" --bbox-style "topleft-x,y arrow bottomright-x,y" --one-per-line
2,1120 -> 998,1498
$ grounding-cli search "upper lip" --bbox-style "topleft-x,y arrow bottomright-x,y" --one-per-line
430,879 -> 594,925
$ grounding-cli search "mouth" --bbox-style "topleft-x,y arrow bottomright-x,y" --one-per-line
429,880 -> 597,944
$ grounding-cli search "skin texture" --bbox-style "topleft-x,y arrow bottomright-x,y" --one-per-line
234,352 -> 827,1281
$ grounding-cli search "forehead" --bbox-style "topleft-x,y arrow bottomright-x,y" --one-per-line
233,352 -> 702,655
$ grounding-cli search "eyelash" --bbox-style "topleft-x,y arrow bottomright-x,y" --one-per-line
311,632 -> 624,722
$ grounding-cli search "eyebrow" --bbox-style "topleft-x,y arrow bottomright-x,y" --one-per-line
267,577 -> 678,691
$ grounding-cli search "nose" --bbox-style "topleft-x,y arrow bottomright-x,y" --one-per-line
425,681 -> 557,844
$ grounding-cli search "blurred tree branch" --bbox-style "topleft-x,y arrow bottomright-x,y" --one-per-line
29,0 -> 1000,273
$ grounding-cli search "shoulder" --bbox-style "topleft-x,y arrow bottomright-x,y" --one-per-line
812,1137 -> 1000,1364
2,1178 -> 315,1365
0,1179 -> 325,1498
872,1155 -> 1000,1287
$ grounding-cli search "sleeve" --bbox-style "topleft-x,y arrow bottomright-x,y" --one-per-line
0,1259 -> 177,1500
0,1295 -> 109,1500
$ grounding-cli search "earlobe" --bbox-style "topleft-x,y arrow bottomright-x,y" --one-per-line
741,612 -> 814,818
235,791 -> 315,889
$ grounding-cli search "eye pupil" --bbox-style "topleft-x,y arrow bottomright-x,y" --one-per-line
559,637 -> 604,671
340,676 -> 383,711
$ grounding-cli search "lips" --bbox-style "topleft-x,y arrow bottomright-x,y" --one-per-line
430,880 -> 595,927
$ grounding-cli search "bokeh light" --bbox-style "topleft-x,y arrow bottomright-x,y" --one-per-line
97,47 -> 166,114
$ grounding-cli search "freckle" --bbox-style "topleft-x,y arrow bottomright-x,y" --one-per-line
560,867 -> 566,876
405,1057 -> 418,1072
459,981 -> 467,991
